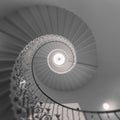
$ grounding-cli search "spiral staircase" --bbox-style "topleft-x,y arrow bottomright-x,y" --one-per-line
0,5 -> 120,120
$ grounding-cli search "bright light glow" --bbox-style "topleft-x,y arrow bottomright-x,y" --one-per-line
103,103 -> 110,110
53,53 -> 66,66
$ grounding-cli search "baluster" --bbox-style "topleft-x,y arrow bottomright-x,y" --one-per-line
114,112 -> 120,120
55,104 -> 60,120
97,113 -> 102,120
66,108 -> 69,120
72,109 -> 75,120
107,113 -> 110,120
46,101 -> 51,115
62,106 -> 63,120
51,103 -> 55,120
57,104 -> 59,115
91,114 -> 94,120
83,112 -> 88,120
77,108 -> 81,120
31,106 -> 34,120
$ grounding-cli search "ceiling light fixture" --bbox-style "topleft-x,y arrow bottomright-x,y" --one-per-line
103,103 -> 110,110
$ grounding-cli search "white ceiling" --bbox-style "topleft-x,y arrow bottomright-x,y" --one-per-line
0,0 -> 120,111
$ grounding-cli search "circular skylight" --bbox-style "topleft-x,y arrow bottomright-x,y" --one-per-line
47,48 -> 75,74
53,52 -> 66,66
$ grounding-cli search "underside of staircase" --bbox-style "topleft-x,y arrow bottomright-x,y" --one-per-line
0,5 -> 120,120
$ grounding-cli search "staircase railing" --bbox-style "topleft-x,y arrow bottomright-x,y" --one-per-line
10,37 -> 120,120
